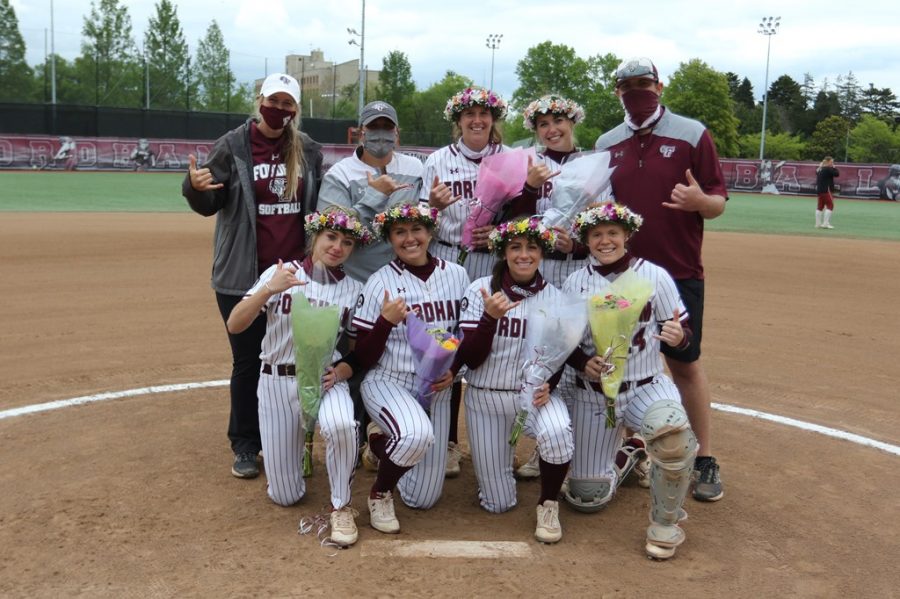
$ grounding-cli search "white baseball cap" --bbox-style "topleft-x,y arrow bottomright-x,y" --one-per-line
259,73 -> 300,104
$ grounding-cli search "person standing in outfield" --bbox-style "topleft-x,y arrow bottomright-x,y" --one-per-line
352,203 -> 469,534
815,156 -> 839,229
183,73 -> 323,480
226,208 -> 371,547
562,203 -> 697,560
594,57 -> 727,502
421,87 -> 509,477
456,216 -> 574,543
317,100 -> 424,282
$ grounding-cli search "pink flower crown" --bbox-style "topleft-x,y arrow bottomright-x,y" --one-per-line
522,95 -> 585,131
372,202 -> 440,240
488,216 -> 558,256
443,87 -> 509,122
304,208 -> 374,245
572,203 -> 644,242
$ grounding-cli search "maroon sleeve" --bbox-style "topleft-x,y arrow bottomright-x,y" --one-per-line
676,321 -> 693,351
501,184 -> 540,221
566,347 -> 591,372
695,130 -> 729,199
454,313 -> 498,372
354,316 -> 396,369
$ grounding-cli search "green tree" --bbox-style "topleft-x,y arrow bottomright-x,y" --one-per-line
859,83 -> 900,123
375,50 -> 415,121
81,0 -> 140,106
806,115 -> 851,160
578,52 -> 622,146
511,41 -> 590,111
662,58 -> 740,158
766,74 -> 805,134
407,70 -> 473,147
738,132 -> 805,160
848,114 -> 900,163
195,20 -> 235,111
835,71 -> 862,122
0,0 -> 34,101
144,0 -> 190,109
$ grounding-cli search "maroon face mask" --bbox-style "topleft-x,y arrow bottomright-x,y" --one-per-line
620,88 -> 660,125
259,104 -> 295,130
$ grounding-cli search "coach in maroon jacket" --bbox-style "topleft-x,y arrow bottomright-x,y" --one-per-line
594,57 -> 727,502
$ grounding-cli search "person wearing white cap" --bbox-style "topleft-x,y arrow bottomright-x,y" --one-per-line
317,100 -> 424,282
182,72 -> 324,480
594,57 -> 728,503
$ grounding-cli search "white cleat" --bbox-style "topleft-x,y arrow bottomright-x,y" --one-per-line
329,506 -> 359,547
368,491 -> 400,534
535,500 -> 562,544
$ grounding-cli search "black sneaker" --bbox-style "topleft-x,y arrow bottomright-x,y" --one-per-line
231,452 -> 260,479
692,456 -> 724,502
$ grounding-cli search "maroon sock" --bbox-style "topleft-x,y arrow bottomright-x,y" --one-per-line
369,431 -> 388,461
448,380 -> 463,444
371,457 -> 413,497
538,458 -> 570,504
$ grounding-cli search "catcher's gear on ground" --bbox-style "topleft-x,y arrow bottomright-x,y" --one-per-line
563,477 -> 614,513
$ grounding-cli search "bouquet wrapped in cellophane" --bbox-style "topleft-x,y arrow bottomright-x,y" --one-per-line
587,269 -> 653,427
459,147 -> 537,265
291,290 -> 341,477
509,294 -> 586,446
541,150 -> 614,231
405,312 -> 461,412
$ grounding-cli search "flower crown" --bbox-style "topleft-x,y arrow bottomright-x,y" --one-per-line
572,203 -> 644,242
488,216 -> 558,256
522,95 -> 585,130
443,87 -> 509,122
372,202 -> 440,240
304,208 -> 374,245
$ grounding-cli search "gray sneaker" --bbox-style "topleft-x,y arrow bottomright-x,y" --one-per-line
692,456 -> 724,502
231,452 -> 260,479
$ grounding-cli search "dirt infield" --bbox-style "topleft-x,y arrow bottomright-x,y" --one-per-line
0,213 -> 897,598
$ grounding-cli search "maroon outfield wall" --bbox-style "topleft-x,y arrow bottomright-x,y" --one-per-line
2,134 -> 898,201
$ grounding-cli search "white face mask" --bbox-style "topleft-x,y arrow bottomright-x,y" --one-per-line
363,129 -> 396,158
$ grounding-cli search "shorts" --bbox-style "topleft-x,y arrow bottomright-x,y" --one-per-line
661,278 -> 703,363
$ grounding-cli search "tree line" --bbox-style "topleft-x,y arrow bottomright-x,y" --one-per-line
2,0 -> 899,161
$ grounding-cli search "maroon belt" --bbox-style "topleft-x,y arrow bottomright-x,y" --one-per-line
575,376 -> 653,394
262,363 -> 296,376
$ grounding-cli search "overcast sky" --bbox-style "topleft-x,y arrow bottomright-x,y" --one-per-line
14,0 -> 900,106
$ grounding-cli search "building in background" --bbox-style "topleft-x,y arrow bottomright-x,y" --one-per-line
254,50 -> 380,120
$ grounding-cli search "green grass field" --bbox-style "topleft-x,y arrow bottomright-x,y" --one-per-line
2,171 -> 898,240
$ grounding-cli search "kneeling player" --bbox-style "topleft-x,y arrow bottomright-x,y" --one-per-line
563,203 -> 698,559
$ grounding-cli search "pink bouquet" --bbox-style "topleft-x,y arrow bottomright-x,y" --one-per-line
461,147 -> 538,256
405,312 -> 461,411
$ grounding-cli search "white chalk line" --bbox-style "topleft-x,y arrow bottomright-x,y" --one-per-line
0,382 -> 896,457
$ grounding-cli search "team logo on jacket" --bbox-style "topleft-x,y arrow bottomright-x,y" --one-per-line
659,145 -> 676,158
356,294 -> 365,308
460,297 -> 468,313
269,177 -> 287,200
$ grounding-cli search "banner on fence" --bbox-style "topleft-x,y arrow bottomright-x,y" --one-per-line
1,135 -> 898,201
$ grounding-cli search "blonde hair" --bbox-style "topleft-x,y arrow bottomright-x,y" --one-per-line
252,96 -> 305,201
820,156 -> 834,168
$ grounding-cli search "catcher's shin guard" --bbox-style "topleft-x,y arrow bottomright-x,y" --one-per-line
640,400 -> 698,559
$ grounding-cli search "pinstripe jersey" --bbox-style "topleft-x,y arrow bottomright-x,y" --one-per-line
459,276 -> 563,390
352,257 -> 469,376
562,256 -> 687,383
246,260 -> 362,365
317,150 -> 424,282
419,142 -> 507,245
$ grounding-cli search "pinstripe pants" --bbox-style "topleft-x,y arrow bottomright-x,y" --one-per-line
258,373 -> 357,509
570,375 -> 680,482
465,386 -> 574,514
361,372 -> 451,510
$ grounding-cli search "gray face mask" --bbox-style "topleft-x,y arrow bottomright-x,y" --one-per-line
363,129 -> 396,158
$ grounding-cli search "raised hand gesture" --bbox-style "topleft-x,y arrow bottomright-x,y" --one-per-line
188,154 -> 224,192
480,288 -> 521,319
654,307 -> 685,347
428,175 -> 461,210
380,289 -> 410,325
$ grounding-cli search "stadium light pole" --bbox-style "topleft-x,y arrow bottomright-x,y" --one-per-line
758,16 -> 780,160
486,34 -> 502,91
50,0 -> 56,105
347,0 -> 366,120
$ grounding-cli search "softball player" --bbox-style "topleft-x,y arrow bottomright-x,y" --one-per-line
226,208 -> 371,547
456,217 -> 574,544
421,87 -> 510,477
352,202 -> 469,534
562,203 -> 698,560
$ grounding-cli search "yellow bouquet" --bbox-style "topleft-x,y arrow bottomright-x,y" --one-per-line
587,269 -> 653,427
